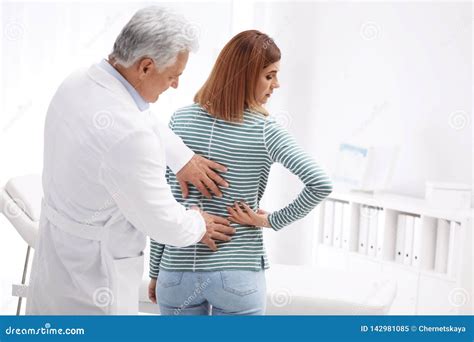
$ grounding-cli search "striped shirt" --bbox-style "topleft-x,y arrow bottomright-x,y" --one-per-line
149,104 -> 332,278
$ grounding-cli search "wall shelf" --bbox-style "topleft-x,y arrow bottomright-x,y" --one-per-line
313,191 -> 473,315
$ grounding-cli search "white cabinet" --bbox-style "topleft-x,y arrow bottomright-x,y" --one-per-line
313,192 -> 472,315
416,273 -> 458,315
348,253 -> 381,274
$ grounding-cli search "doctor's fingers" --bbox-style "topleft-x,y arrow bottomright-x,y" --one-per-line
200,234 -> 218,251
205,167 -> 229,188
178,179 -> 190,198
205,213 -> 231,226
210,223 -> 235,236
200,157 -> 228,173
194,180 -> 213,199
201,175 -> 223,198
211,231 -> 232,242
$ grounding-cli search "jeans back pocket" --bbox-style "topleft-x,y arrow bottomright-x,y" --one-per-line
158,271 -> 184,288
220,270 -> 259,296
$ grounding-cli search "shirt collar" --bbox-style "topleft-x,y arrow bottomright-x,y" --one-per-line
98,59 -> 150,112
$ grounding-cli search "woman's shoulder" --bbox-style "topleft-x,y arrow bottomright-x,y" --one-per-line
174,103 -> 209,116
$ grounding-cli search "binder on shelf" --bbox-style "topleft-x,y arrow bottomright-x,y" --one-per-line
434,219 -> 450,273
314,203 -> 325,244
403,215 -> 415,265
420,216 -> 437,270
333,201 -> 343,248
447,221 -> 460,277
341,202 -> 352,250
375,208 -> 386,258
412,216 -> 422,268
323,200 -> 335,246
367,207 -> 378,257
395,214 -> 406,264
358,205 -> 369,254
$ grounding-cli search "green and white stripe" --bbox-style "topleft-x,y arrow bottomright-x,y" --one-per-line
150,104 -> 332,278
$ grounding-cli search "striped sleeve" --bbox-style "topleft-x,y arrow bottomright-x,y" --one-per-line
149,239 -> 165,279
148,113 -> 178,279
263,120 -> 333,231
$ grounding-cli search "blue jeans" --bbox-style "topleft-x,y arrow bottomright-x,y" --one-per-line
156,270 -> 266,315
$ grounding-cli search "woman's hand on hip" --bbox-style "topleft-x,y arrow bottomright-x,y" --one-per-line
227,202 -> 271,228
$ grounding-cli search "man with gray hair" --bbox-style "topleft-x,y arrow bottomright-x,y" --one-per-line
26,6 -> 234,315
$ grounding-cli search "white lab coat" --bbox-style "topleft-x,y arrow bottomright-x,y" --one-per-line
25,64 -> 206,315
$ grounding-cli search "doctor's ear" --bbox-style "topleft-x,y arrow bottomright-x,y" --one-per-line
137,58 -> 155,77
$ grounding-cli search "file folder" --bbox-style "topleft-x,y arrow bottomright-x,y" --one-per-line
434,219 -> 450,273
375,208 -> 386,259
341,203 -> 352,251
403,215 -> 415,265
333,201 -> 343,248
367,207 -> 378,257
395,214 -> 406,264
358,205 -> 369,254
323,200 -> 335,246
412,216 -> 422,268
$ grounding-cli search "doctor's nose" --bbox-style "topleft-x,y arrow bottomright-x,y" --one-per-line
171,79 -> 179,89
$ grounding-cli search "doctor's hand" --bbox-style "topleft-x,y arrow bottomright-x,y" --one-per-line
176,155 -> 229,199
148,278 -> 157,304
198,210 -> 235,251
227,202 -> 272,228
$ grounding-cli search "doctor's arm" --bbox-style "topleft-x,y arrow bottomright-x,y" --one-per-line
100,130 -> 234,248
159,123 -> 229,199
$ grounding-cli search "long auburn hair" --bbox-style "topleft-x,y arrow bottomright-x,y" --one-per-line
194,30 -> 281,122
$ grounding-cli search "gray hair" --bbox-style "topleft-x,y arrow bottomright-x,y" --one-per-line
110,6 -> 199,69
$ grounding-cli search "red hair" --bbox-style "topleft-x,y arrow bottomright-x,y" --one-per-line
194,30 -> 281,121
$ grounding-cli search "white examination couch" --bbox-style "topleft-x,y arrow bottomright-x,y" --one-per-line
2,175 -> 396,315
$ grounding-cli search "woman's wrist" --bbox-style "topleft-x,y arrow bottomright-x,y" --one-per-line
260,213 -> 271,228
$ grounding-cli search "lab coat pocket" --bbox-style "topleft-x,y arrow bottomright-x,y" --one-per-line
112,253 -> 144,314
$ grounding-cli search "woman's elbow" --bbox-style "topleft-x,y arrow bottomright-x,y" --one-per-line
322,180 -> 333,198
309,177 -> 333,200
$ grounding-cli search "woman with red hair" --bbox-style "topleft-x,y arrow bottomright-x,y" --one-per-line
149,30 -> 333,315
